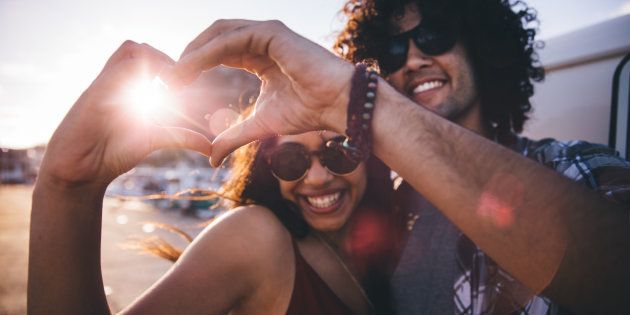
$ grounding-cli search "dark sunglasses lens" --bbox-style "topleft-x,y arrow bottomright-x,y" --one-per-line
380,38 -> 408,74
270,143 -> 310,181
413,27 -> 456,56
321,146 -> 360,175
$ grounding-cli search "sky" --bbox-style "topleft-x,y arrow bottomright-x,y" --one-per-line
1,0 -> 629,149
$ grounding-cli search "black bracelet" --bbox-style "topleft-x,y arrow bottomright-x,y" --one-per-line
332,63 -> 378,163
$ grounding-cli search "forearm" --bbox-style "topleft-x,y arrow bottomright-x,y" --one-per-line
28,176 -> 111,315
370,81 -> 630,313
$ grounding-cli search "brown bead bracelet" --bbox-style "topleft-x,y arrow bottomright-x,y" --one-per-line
328,63 -> 378,163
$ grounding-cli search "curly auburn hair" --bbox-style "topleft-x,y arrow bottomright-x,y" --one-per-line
140,134 -> 400,313
334,0 -> 545,138
222,135 -> 397,238
224,134 -> 401,313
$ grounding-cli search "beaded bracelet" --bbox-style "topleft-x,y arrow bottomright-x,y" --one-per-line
330,63 -> 378,163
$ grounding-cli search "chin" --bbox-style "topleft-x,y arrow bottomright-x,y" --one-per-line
307,218 -> 346,233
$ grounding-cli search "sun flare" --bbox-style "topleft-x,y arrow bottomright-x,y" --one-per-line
126,77 -> 172,121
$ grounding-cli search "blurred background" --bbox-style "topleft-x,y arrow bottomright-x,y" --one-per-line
1,0 -> 629,313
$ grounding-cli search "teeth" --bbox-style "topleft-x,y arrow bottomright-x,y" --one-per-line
413,80 -> 444,94
306,192 -> 341,209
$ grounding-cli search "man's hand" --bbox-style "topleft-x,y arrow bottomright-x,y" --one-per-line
39,41 -> 212,190
162,20 -> 355,166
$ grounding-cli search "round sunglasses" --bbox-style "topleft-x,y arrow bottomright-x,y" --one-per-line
378,20 -> 457,74
267,137 -> 361,181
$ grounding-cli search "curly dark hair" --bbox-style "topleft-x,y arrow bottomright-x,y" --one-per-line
334,0 -> 545,138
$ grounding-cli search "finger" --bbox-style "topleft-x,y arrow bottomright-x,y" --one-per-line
140,43 -> 176,73
101,40 -> 140,71
98,41 -> 173,79
163,21 -> 280,87
118,43 -> 175,79
94,43 -> 176,93
162,19 -> 258,88
210,116 -> 270,167
149,126 -> 213,157
179,19 -> 258,59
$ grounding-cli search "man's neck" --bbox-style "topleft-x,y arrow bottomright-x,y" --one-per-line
454,100 -> 493,139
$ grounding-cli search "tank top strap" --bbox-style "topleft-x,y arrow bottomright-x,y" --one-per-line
284,236 -> 356,315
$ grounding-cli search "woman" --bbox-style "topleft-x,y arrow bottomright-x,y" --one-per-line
28,41 -> 403,315
141,131 -> 402,315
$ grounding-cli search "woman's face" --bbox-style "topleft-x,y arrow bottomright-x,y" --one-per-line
274,131 -> 367,232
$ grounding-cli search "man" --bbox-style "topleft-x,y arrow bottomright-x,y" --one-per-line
160,12 -> 630,313
332,0 -> 630,314
27,4 -> 630,315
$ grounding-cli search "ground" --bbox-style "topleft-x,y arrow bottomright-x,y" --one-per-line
0,185 -> 205,314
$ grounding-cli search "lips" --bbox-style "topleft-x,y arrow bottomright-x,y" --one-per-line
307,192 -> 341,208
413,80 -> 445,94
405,76 -> 449,105
301,190 -> 345,214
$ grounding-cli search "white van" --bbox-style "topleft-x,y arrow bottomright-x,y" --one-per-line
525,13 -> 630,158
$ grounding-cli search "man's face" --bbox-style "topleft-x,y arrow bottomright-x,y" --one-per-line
386,4 -> 482,132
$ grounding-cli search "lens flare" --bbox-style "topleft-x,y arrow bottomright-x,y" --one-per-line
126,77 -> 172,121
206,108 -> 240,137
142,223 -> 156,233
476,172 -> 523,228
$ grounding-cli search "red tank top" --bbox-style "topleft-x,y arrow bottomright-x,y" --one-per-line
284,239 -> 356,315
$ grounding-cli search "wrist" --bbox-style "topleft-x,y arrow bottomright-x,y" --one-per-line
34,170 -> 108,199
321,62 -> 355,134
328,63 -> 379,162
32,178 -> 107,218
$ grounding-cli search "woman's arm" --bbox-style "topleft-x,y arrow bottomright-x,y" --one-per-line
119,206 -> 295,315
29,179 -> 110,314
30,178 -> 293,315
28,41 -> 212,314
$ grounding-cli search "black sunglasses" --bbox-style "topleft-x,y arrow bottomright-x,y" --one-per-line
268,137 -> 361,181
378,20 -> 457,74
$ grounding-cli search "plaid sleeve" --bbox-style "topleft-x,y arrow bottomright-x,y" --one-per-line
527,139 -> 630,205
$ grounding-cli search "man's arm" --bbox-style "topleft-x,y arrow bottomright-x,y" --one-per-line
370,81 -> 630,314
166,20 -> 630,313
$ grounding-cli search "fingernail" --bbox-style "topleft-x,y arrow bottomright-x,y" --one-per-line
210,156 -> 221,168
215,156 -> 228,168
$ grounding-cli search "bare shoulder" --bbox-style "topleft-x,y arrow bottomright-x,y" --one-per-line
121,205 -> 295,314
217,204 -> 290,233
178,204 -> 296,282
193,204 -> 293,255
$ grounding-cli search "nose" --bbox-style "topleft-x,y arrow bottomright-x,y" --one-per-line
403,38 -> 433,72
302,156 -> 334,186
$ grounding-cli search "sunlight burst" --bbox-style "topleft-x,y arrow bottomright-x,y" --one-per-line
126,77 -> 172,121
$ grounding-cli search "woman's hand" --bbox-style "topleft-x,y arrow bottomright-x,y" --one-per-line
39,41 -> 212,190
162,20 -> 355,166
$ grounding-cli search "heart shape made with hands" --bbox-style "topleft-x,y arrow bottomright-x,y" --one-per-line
154,19 -> 355,166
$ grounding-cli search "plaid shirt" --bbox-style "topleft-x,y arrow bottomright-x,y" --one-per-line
452,136 -> 630,315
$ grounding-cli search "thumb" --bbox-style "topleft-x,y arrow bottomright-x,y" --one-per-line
210,115 -> 271,167
149,126 -> 213,157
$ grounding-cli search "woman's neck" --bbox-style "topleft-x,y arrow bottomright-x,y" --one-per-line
314,223 -> 353,258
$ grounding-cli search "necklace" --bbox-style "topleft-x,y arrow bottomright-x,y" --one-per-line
313,233 -> 376,311
407,212 -> 420,231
